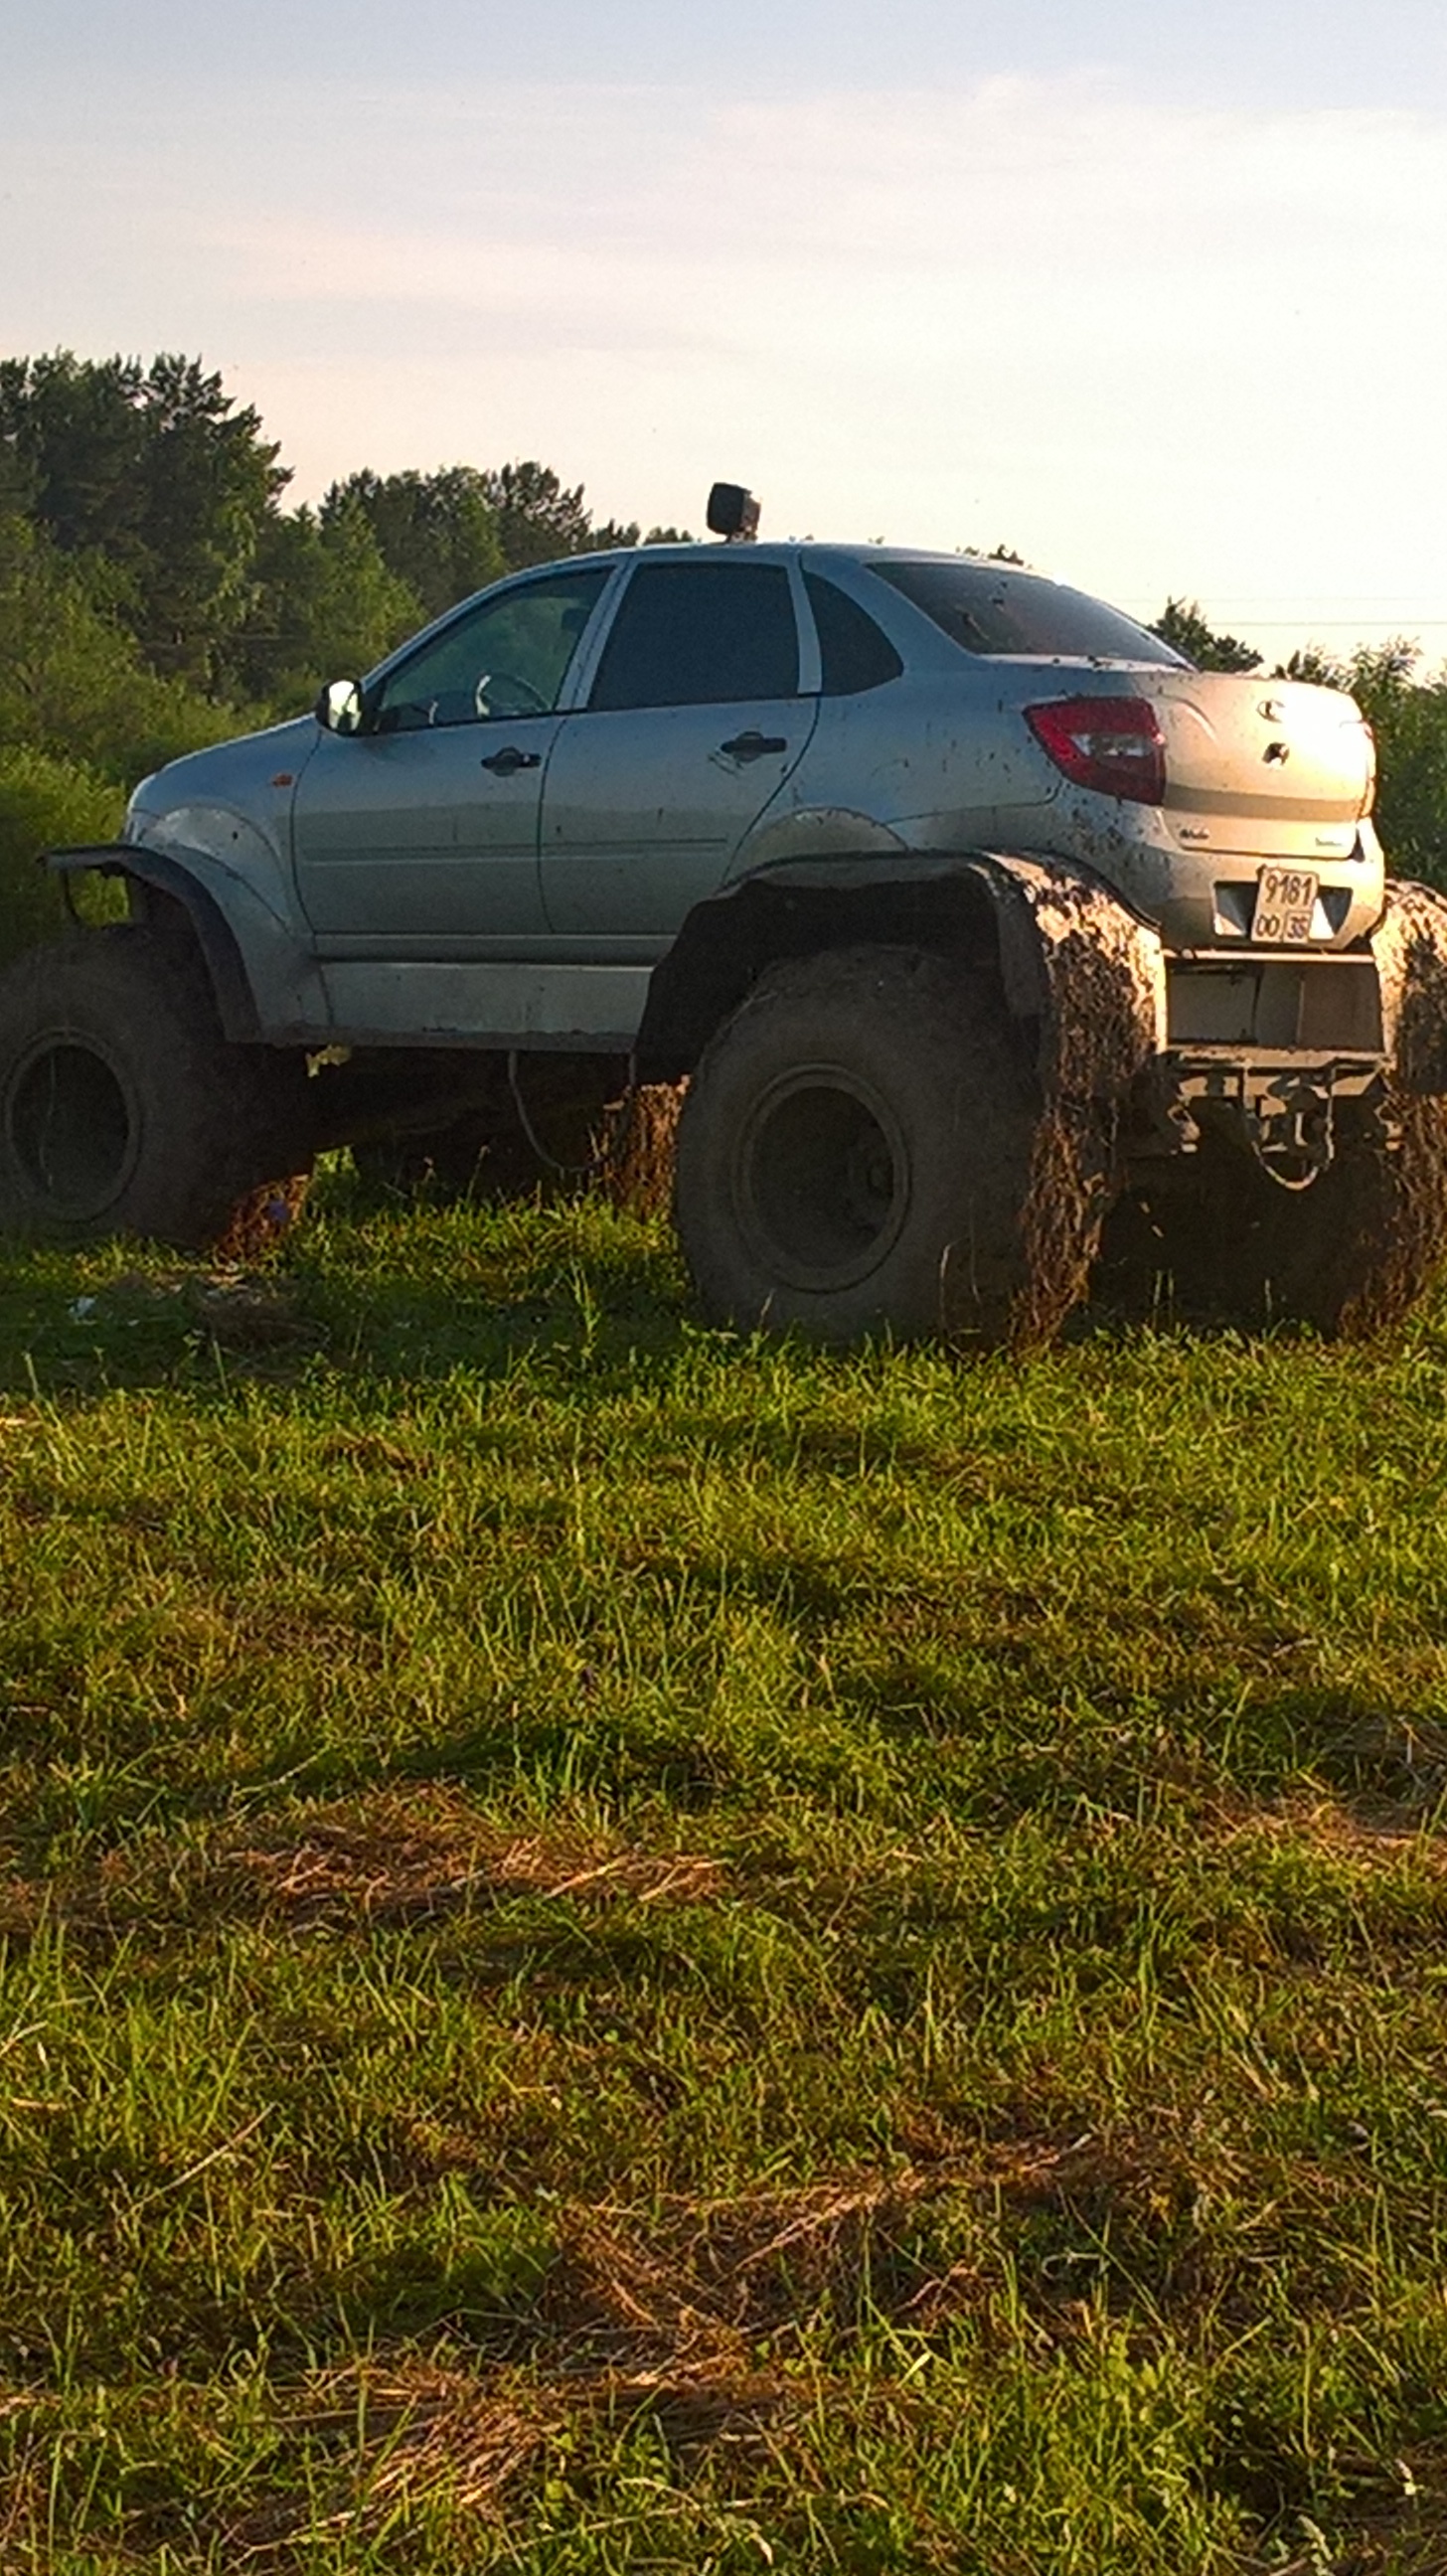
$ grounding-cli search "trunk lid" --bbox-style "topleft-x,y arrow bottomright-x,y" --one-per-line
1131,670 -> 1374,859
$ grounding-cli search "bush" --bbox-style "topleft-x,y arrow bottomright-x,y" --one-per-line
0,743 -> 125,964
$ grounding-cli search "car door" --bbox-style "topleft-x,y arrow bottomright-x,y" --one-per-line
538,556 -> 819,941
291,564 -> 612,943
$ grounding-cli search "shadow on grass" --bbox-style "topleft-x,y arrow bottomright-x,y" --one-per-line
0,1194 -> 696,1402
0,1162 -> 1359,1410
5,1188 -> 1446,1865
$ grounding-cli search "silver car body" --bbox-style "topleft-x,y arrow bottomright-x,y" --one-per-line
121,543 -> 1383,1053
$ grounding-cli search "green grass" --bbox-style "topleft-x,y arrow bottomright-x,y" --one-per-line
3,1176 -> 1447,2571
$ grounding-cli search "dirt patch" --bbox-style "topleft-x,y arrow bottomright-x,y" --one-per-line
185,1271 -> 323,1350
592,1081 -> 687,1219
216,2139 -> 1110,2556
229,1794 -> 726,1928
0,1791 -> 727,1947
224,2351 -> 793,2558
1215,1787 -> 1447,1869
67,1266 -> 325,1354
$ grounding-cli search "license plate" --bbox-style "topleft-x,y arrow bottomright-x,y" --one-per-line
1252,867 -> 1319,943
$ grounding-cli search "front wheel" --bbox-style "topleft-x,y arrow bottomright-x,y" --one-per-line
673,946 -> 1039,1346
0,928 -> 312,1249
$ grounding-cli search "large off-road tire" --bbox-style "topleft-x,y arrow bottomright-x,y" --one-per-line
673,946 -> 1038,1346
0,927 -> 313,1250
1099,1092 -> 1447,1338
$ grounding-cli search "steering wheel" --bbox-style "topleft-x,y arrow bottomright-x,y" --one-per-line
474,669 -> 550,719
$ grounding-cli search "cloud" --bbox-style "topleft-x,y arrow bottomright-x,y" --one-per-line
5,71 -> 1447,641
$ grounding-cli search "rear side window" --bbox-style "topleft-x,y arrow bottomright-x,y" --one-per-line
869,559 -> 1185,665
804,572 -> 903,696
589,562 -> 799,710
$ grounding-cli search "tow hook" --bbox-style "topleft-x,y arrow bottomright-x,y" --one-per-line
1144,1057 -> 1388,1192
1244,1068 -> 1337,1190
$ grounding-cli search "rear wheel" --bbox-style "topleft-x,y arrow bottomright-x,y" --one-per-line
1100,1093 -> 1447,1336
674,946 -> 1038,1345
0,928 -> 313,1249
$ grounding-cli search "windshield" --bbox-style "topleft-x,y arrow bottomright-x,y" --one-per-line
869,559 -> 1186,665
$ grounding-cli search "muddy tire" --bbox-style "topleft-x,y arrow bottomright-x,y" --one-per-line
1101,1094 -> 1447,1337
673,946 -> 1037,1345
0,928 -> 313,1250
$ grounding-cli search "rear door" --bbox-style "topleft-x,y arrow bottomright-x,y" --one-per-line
539,556 -> 818,940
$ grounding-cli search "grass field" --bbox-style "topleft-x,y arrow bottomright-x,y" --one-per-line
3,1176 -> 1447,2573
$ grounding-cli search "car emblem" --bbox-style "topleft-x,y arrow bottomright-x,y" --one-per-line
1258,697 -> 1286,722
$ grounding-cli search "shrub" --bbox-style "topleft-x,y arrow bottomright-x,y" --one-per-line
0,743 -> 125,964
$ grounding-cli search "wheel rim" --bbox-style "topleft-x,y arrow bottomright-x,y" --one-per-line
733,1065 -> 909,1291
6,1037 -> 139,1220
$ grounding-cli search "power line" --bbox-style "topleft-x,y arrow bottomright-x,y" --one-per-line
1117,607 -> 1447,628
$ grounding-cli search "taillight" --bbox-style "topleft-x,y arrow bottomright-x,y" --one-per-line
1025,696 -> 1166,805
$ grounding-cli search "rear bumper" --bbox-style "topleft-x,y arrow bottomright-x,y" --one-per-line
1145,947 -> 1391,1185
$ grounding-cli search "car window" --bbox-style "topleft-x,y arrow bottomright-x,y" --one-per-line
588,561 -> 799,711
868,560 -> 1186,665
804,572 -> 903,696
372,567 -> 610,731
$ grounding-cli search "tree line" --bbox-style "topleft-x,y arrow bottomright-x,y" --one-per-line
0,347 -> 1441,957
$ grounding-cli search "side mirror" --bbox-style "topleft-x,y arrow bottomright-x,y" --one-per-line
315,678 -> 366,735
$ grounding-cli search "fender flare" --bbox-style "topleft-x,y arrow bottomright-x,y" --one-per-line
634,850 -> 1165,1084
45,841 -> 321,1045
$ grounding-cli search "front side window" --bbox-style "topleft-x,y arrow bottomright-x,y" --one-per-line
589,561 -> 800,711
372,566 -> 610,731
869,559 -> 1185,665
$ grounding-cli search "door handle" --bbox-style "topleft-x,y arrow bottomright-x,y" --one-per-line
720,731 -> 787,760
480,746 -> 542,775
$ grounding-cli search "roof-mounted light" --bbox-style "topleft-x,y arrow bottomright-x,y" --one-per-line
707,482 -> 760,543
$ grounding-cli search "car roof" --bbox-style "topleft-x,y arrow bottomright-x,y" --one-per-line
548,542 -> 1055,577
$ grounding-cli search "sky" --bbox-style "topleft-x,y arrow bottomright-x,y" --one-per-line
4,0 -> 1447,667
